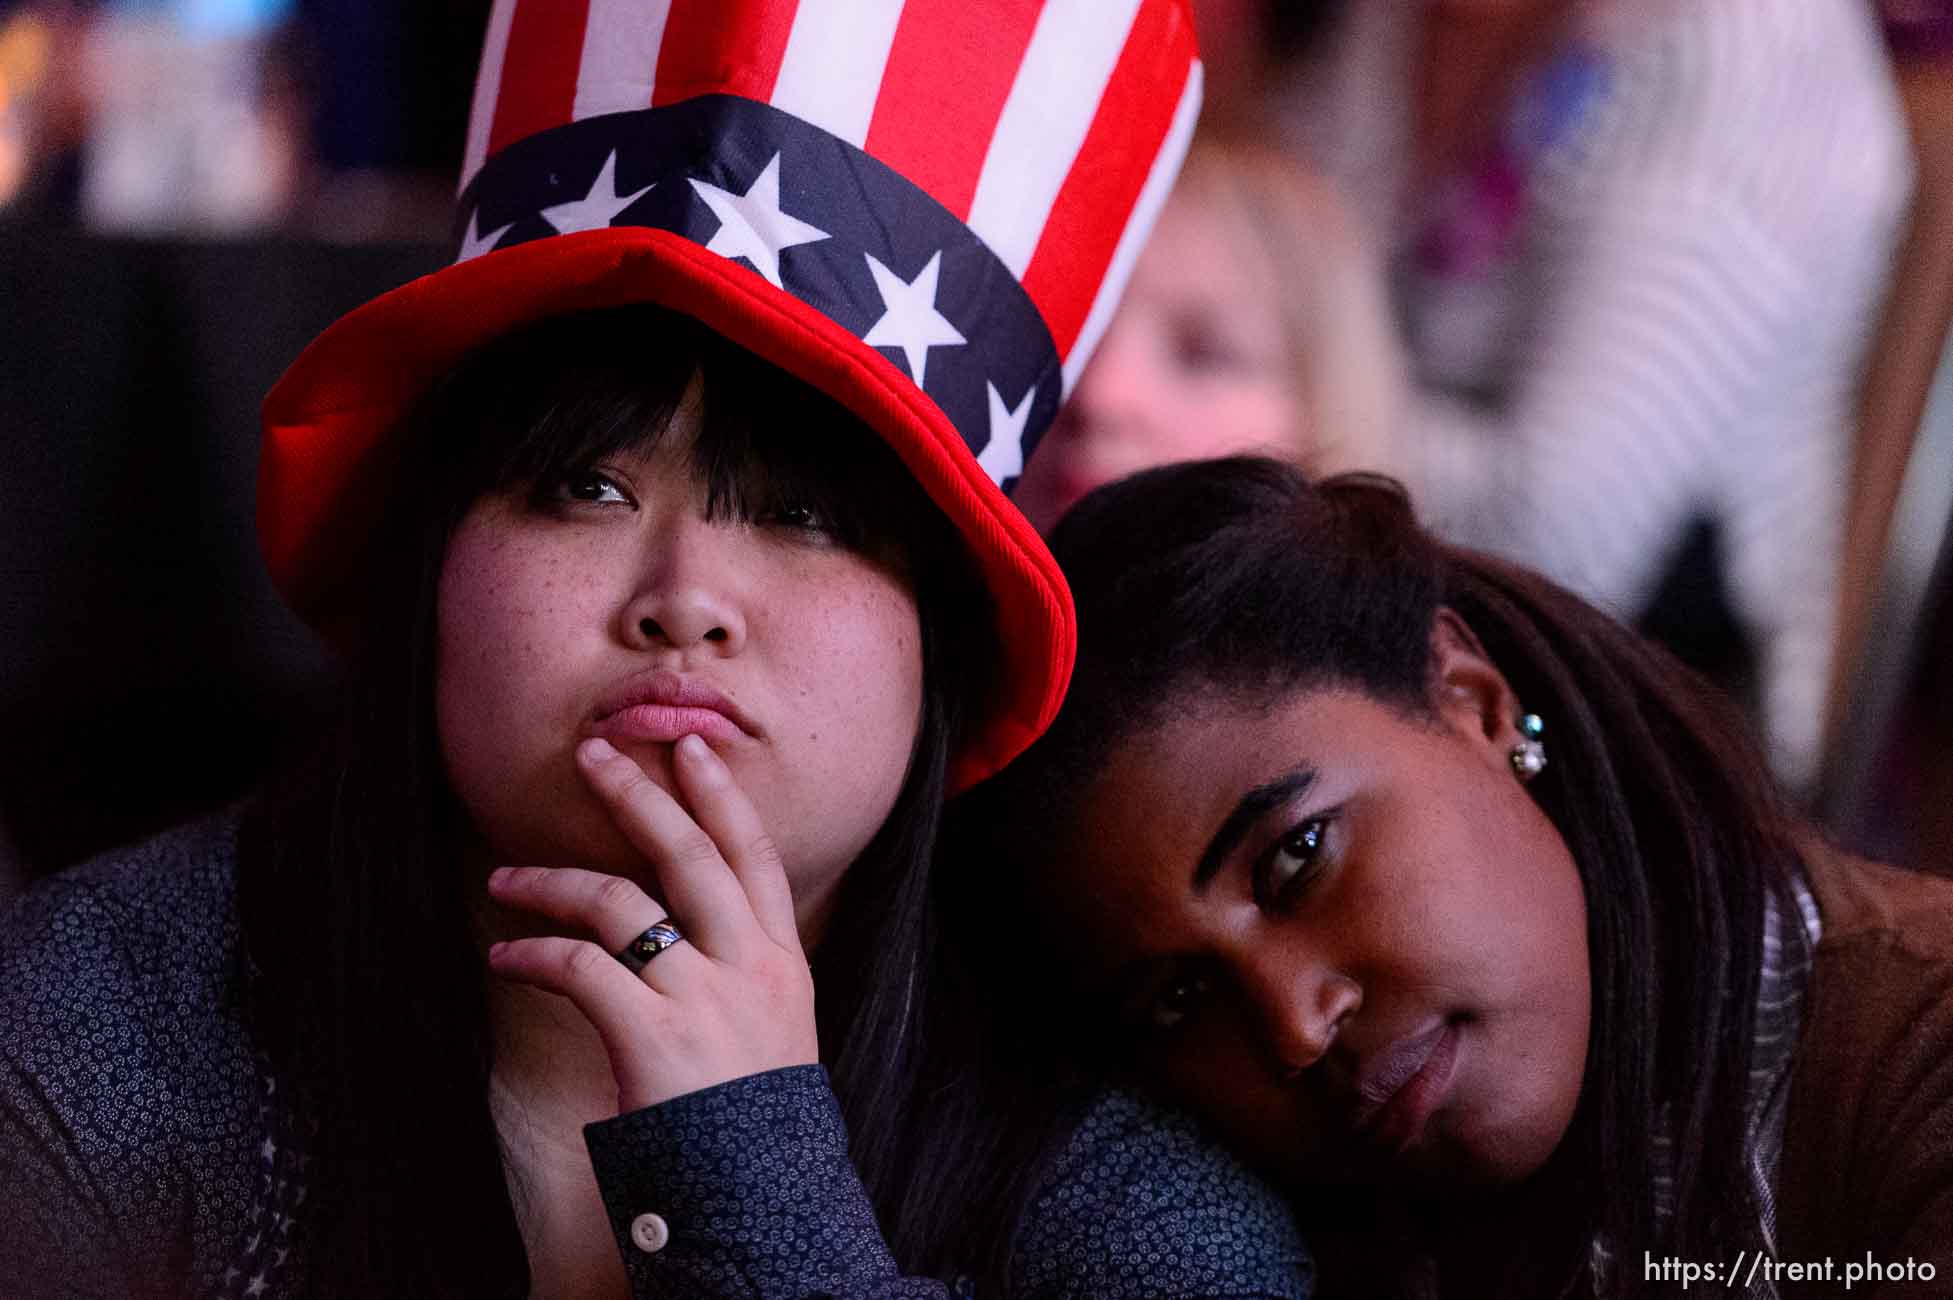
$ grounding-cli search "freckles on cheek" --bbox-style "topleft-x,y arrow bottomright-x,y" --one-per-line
808,576 -> 920,675
437,534 -> 596,729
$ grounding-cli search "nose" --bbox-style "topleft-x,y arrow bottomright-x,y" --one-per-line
1062,320 -> 1152,438
618,514 -> 748,656
1237,947 -> 1361,1078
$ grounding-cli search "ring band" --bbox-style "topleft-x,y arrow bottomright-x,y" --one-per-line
616,921 -> 686,974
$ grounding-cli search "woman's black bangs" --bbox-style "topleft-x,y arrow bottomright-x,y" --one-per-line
418,304 -> 952,579
689,336 -> 946,571
408,306 -> 700,506
494,338 -> 695,503
502,383 -> 691,505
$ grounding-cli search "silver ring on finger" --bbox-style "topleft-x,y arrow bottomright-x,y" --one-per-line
616,920 -> 686,974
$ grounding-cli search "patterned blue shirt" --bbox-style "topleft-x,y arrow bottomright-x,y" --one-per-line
0,818 -> 1313,1298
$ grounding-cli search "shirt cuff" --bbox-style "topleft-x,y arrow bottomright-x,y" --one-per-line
585,1064 -> 905,1299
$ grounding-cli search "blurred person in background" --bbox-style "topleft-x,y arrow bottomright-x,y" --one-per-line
0,1 -> 90,213
1011,128 -> 1405,535
78,0 -> 301,231
287,0 -> 488,240
1271,0 -> 1914,794
0,0 -> 488,237
1184,0 -> 1344,133
0,4 -> 44,205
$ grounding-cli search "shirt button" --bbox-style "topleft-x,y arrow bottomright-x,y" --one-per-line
630,1212 -> 670,1254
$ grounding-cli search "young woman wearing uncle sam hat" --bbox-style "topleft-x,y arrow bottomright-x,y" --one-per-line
0,3 -> 1315,1297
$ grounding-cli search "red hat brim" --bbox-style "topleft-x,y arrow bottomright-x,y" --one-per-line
259,227 -> 1072,789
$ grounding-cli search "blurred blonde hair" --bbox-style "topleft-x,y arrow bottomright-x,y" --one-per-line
1169,127 -> 1405,477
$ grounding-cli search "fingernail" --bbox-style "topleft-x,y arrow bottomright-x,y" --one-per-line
488,942 -> 507,960
579,736 -> 619,766
678,734 -> 710,762
488,866 -> 511,888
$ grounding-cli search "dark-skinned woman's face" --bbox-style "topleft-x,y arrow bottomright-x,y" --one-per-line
1034,627 -> 1591,1191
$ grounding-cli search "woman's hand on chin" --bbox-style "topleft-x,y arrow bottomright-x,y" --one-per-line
485,734 -> 819,1112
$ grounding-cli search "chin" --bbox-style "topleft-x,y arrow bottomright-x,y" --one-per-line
1437,1111 -> 1565,1189
485,815 -> 624,878
466,769 -> 643,876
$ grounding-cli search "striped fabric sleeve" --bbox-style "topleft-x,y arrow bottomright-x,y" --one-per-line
1411,189 -> 1813,618
1404,0 -> 1911,786
1409,186 -> 1850,787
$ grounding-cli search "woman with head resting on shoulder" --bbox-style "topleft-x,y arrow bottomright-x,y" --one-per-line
952,456 -> 1953,1298
0,4 -> 1314,1298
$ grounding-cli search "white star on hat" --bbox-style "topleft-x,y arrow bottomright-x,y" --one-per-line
977,381 -> 1036,483
540,150 -> 655,235
457,208 -> 515,261
689,153 -> 830,289
862,250 -> 966,390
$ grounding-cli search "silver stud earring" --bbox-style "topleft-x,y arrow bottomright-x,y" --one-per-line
1509,712 -> 1547,779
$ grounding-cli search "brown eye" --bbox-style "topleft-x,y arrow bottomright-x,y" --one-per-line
556,470 -> 633,506
1260,818 -> 1329,907
758,500 -> 843,542
766,502 -> 825,529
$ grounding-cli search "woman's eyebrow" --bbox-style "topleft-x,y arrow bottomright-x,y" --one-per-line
1192,764 -> 1318,890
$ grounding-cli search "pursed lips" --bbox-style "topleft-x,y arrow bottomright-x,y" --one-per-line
587,669 -> 762,745
1352,1021 -> 1450,1126
1293,1018 -> 1458,1149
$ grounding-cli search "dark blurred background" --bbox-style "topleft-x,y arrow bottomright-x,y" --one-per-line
0,0 -> 488,883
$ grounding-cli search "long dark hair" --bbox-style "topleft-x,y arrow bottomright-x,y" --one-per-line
954,457 -> 1810,1297
237,305 -> 1012,1293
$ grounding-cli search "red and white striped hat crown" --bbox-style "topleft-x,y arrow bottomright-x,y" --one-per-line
259,0 -> 1202,787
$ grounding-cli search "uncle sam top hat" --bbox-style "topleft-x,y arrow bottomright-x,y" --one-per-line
258,0 -> 1203,788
